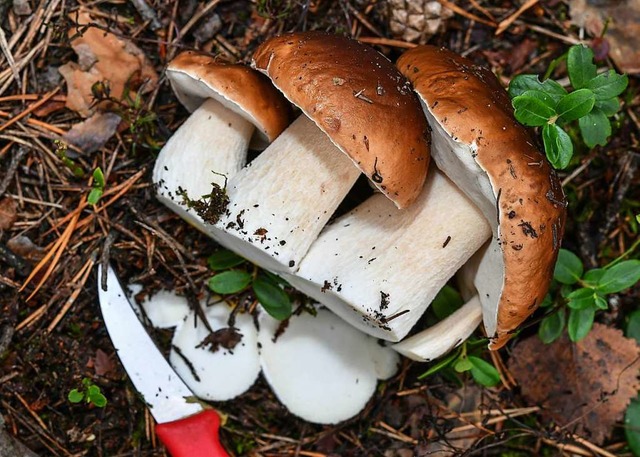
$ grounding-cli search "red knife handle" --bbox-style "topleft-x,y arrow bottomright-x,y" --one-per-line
156,409 -> 230,457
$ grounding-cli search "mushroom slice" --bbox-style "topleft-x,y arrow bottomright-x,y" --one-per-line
397,46 -> 567,348
392,296 -> 482,362
285,169 -> 491,341
170,304 -> 260,401
258,307 -> 398,424
138,290 -> 190,329
153,51 -> 291,232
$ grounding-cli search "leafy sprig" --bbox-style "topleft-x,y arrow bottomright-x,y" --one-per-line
68,378 -> 107,408
509,44 -> 628,169
539,248 -> 640,343
207,249 -> 293,320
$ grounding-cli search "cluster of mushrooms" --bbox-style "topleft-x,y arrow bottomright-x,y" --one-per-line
149,32 -> 567,424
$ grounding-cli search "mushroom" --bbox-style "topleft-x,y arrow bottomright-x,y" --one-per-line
396,45 -> 567,348
153,51 -> 291,231
170,304 -> 261,401
284,168 -> 491,342
258,307 -> 399,424
203,32 -> 430,274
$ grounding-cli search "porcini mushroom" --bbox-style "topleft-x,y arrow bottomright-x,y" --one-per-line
284,169 -> 491,342
203,32 -> 430,274
397,46 -> 567,348
153,51 -> 291,231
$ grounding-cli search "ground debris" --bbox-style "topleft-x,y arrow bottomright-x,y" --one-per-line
509,323 -> 640,443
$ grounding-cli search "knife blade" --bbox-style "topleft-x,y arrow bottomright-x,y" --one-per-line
97,264 -> 230,457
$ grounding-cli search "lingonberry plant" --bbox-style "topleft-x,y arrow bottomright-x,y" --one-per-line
509,44 -> 628,169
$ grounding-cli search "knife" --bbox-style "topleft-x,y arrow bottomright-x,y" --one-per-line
97,264 -> 230,457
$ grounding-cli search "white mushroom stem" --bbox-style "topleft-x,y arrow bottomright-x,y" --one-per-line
209,115 -> 360,273
153,98 -> 254,231
258,307 -> 399,424
169,304 -> 260,401
284,169 -> 491,341
392,296 -> 483,362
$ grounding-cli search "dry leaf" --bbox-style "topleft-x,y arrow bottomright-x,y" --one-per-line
63,112 -> 122,154
59,11 -> 158,116
6,235 -> 44,261
90,349 -> 117,377
509,324 -> 640,443
0,197 -> 18,230
570,0 -> 640,74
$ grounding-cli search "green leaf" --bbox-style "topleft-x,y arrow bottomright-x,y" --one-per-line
593,293 -> 608,310
508,75 -> 568,103
567,45 -> 597,89
253,275 -> 292,320
208,270 -> 252,294
567,287 -> 597,310
454,356 -> 473,373
512,94 -> 557,126
579,108 -> 611,148
556,89 -> 596,122
586,70 -> 629,100
431,285 -> 464,320
207,250 -> 246,270
596,260 -> 640,294
568,306 -> 596,342
468,356 -> 501,387
539,293 -> 553,308
92,167 -> 105,188
625,397 -> 640,456
582,268 -> 606,287
87,188 -> 103,206
542,123 -> 573,169
554,249 -> 583,284
539,308 -> 566,344
595,98 -> 620,116
68,389 -> 84,403
417,350 -> 459,379
626,310 -> 640,344
89,391 -> 107,408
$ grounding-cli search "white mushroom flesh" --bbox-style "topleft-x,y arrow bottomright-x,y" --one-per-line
392,296 -> 483,362
138,290 -> 191,329
210,115 -> 360,273
170,304 -> 260,401
258,307 -> 398,424
153,98 -> 254,231
285,169 -> 491,341
420,102 -> 506,336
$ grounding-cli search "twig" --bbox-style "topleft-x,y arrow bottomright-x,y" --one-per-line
436,0 -> 497,27
0,146 -> 28,198
0,88 -> 61,133
130,0 -> 162,30
495,0 -> 539,35
0,27 -> 20,89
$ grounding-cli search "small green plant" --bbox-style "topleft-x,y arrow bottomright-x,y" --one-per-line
539,247 -> 640,343
207,249 -> 293,320
625,311 -> 640,456
509,44 -> 628,169
417,286 -> 501,388
87,167 -> 105,206
55,140 -> 85,178
68,378 -> 107,408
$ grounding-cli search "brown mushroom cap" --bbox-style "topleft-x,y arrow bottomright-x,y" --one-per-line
397,45 -> 567,348
167,51 -> 291,147
252,32 -> 430,209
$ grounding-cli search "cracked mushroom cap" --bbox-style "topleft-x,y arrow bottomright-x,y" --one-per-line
252,32 -> 431,209
397,46 -> 567,348
167,51 -> 291,148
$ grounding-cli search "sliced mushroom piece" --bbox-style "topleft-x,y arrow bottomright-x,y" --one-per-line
392,296 -> 482,362
170,304 -> 260,401
397,46 -> 567,348
284,169 -> 491,341
138,290 -> 191,329
258,307 -> 399,424
207,32 -> 430,273
153,51 -> 291,231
